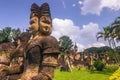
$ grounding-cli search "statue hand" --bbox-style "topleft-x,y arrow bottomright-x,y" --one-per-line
0,66 -> 9,72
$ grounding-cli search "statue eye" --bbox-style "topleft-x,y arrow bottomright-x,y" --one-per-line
30,20 -> 35,24
42,20 -> 50,24
41,17 -> 46,21
41,17 -> 51,24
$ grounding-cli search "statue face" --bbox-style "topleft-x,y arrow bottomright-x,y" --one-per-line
29,16 -> 39,35
39,15 -> 52,35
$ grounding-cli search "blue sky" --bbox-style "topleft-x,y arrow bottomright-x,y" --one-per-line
0,0 -> 120,51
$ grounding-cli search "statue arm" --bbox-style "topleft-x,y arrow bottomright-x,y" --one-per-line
0,55 -> 11,66
0,62 -> 9,65
31,37 -> 60,80
4,57 -> 24,75
33,37 -> 60,80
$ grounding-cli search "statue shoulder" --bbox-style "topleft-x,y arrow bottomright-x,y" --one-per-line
43,36 -> 58,42
26,38 -> 43,53
42,36 -> 60,54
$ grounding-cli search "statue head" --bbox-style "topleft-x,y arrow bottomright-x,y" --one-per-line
29,3 -> 52,36
14,32 -> 31,46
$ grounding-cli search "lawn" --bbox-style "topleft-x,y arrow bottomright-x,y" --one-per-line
53,67 -> 113,80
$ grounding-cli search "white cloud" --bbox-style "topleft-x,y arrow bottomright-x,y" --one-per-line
79,0 -> 120,15
52,18 -> 81,45
80,0 -> 102,15
80,22 -> 100,43
77,43 -> 85,52
52,18 -> 106,52
72,4 -> 76,7
102,0 -> 120,11
78,1 -> 83,5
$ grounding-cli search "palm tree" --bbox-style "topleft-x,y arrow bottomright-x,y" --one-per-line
96,26 -> 120,63
110,16 -> 120,63
97,16 -> 120,63
96,26 -> 112,47
111,16 -> 120,43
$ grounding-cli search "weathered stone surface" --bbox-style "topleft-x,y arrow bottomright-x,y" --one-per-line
21,2 -> 59,80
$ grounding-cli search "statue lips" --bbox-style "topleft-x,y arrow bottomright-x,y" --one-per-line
29,27 -> 36,34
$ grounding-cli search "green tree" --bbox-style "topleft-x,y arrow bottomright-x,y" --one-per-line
84,47 -> 99,53
0,27 -> 21,44
0,27 -> 12,43
110,17 -> 120,63
0,29 -> 3,43
11,28 -> 21,40
59,35 -> 73,55
96,26 -> 112,47
111,16 -> 120,42
84,46 -> 113,54
115,46 -> 120,54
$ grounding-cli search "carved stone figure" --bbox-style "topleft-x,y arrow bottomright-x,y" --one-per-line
0,32 -> 31,80
21,3 -> 59,80
83,53 -> 93,70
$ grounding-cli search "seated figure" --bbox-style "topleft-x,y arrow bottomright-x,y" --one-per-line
0,32 -> 31,80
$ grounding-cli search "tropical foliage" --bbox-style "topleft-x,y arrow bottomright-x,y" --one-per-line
0,27 -> 21,44
84,46 -> 113,53
93,60 -> 105,71
59,35 -> 73,55
96,16 -> 120,63
111,16 -> 120,42
11,28 -> 21,40
96,16 -> 120,48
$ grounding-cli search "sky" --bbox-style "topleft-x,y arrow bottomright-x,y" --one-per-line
0,0 -> 120,51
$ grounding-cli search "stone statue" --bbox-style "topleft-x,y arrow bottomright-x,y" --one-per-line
21,2 -> 60,80
0,32 -> 31,80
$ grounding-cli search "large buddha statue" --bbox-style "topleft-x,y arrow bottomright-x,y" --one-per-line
21,2 -> 60,80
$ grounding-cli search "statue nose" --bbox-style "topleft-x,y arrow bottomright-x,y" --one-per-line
28,25 -> 31,28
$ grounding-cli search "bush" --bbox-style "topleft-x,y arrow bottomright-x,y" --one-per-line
93,60 -> 105,71
109,67 -> 120,80
104,65 -> 119,73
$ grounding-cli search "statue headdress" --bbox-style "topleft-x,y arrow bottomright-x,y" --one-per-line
30,2 -> 51,19
40,2 -> 51,18
30,3 -> 40,18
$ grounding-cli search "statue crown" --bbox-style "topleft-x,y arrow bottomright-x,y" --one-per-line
30,2 -> 51,18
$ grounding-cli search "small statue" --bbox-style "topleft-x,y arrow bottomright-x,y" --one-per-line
21,2 -> 60,80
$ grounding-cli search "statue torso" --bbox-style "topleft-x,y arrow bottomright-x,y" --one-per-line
21,36 -> 59,80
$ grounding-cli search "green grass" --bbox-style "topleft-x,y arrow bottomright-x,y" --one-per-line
53,68 -> 113,80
